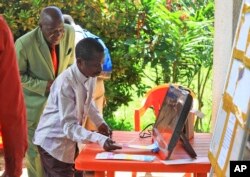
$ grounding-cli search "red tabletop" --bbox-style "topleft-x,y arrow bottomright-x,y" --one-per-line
75,131 -> 211,177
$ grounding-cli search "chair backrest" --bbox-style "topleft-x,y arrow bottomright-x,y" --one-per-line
134,84 -> 195,139
142,84 -> 170,117
134,84 -> 170,131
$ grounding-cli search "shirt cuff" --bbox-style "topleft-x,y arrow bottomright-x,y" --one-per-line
90,131 -> 108,147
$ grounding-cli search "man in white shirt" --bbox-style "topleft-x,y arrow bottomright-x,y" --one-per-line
33,38 -> 121,176
63,14 -> 112,131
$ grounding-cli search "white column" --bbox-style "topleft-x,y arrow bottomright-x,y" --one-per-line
212,0 -> 233,129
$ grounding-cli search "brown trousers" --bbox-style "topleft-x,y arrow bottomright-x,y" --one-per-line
37,146 -> 83,177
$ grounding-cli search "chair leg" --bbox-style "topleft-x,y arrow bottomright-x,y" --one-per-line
144,172 -> 153,177
132,172 -> 137,177
106,171 -> 115,177
93,171 -> 106,177
183,173 -> 192,177
186,173 -> 207,177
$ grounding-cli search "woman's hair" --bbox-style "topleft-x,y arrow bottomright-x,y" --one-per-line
75,37 -> 104,62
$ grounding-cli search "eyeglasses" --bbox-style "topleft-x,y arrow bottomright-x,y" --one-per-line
47,27 -> 65,38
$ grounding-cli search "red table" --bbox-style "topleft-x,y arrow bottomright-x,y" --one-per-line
75,131 -> 211,177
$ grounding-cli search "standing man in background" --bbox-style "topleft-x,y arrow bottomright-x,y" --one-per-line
63,14 -> 112,130
0,15 -> 27,177
15,6 -> 75,177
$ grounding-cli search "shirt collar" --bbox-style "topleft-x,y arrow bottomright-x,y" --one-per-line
72,63 -> 89,86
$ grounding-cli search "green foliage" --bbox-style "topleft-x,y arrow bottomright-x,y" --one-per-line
0,0 -> 214,131
127,0 -> 214,132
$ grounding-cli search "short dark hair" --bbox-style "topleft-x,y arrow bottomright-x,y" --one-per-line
76,38 -> 104,62
39,6 -> 63,26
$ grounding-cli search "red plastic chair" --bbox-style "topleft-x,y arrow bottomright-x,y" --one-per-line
134,84 -> 170,131
134,84 -> 195,139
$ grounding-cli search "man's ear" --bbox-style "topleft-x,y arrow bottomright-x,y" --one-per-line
76,58 -> 83,66
39,22 -> 42,29
76,58 -> 80,65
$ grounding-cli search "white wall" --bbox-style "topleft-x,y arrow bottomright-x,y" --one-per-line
212,0 -> 233,128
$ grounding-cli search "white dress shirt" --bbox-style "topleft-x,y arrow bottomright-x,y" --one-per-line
33,63 -> 108,163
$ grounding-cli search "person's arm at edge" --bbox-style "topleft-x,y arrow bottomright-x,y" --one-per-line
0,16 -> 28,177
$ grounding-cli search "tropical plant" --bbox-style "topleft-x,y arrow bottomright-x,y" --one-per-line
127,0 -> 214,132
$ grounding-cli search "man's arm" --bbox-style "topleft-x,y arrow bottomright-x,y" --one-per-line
58,79 -> 108,147
88,99 -> 106,127
15,39 -> 48,96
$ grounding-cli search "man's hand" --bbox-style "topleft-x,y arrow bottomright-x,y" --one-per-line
103,138 -> 122,151
45,80 -> 54,93
98,123 -> 112,138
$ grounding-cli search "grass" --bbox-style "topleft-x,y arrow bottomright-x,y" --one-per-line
113,93 -> 156,131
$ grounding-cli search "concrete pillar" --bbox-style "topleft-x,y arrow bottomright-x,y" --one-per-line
212,0 -> 242,129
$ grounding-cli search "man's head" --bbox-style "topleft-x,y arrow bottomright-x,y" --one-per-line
76,38 -> 104,77
39,6 -> 64,46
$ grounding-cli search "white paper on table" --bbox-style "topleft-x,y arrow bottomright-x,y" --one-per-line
117,143 -> 158,150
161,157 -> 209,165
95,152 -> 156,162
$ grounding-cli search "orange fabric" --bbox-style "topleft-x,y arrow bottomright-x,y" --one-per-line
51,45 -> 58,75
0,16 -> 28,177
0,132 -> 3,149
